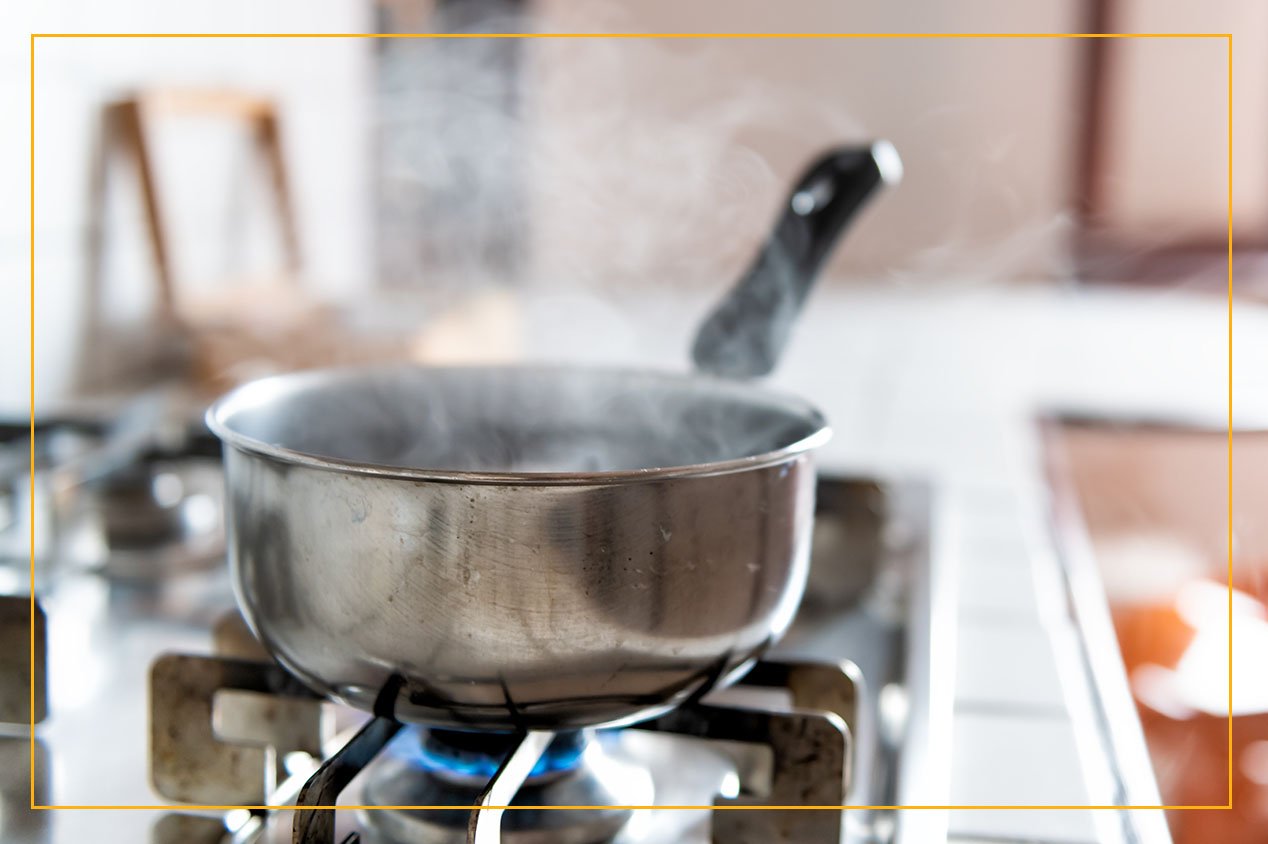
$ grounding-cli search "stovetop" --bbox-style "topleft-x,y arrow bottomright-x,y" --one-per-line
1,463 -> 953,844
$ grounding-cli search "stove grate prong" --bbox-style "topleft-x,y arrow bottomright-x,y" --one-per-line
465,729 -> 555,844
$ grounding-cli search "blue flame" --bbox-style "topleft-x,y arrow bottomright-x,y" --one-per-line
412,731 -> 587,780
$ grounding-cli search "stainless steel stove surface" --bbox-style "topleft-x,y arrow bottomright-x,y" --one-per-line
0,470 -> 953,844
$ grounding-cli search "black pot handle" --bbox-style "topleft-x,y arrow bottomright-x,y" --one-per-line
691,141 -> 901,378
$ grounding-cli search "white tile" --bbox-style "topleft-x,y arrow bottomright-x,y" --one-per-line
951,489 -> 1029,542
955,620 -> 1067,712
959,531 -> 1034,573
949,712 -> 1099,843
957,556 -> 1042,621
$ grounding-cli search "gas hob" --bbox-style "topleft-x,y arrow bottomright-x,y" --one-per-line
2,452 -> 953,843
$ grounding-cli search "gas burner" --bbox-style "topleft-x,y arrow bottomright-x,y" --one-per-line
84,452 -> 225,579
360,729 -> 647,844
1,396 -> 225,581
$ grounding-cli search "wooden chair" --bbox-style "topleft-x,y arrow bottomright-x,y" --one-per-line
87,88 -> 353,395
85,86 -> 525,399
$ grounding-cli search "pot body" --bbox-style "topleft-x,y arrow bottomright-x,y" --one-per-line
212,365 -> 826,730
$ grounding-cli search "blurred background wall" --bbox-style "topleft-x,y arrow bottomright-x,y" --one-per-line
5,0 -> 373,411
5,0 -> 1266,414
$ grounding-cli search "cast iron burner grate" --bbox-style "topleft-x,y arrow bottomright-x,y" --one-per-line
150,612 -> 861,844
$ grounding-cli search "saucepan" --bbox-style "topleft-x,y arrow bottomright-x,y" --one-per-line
207,142 -> 901,732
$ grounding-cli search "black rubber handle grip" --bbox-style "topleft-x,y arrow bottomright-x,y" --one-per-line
691,141 -> 901,378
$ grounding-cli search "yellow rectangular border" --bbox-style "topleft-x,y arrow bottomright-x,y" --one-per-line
27,29 -> 1237,811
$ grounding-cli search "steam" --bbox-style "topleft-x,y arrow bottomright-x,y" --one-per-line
372,6 -> 1082,329
213,5 -> 1098,475
375,2 -> 869,302
222,366 -> 821,474
884,211 -> 1078,288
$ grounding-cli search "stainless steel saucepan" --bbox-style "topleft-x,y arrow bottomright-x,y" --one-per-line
207,143 -> 900,731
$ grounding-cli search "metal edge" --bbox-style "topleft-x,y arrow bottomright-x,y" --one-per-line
205,363 -> 832,486
1036,403 -> 1268,437
1037,417 -> 1173,843
894,481 -> 955,844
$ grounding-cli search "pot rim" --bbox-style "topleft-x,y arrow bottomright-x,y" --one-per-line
206,363 -> 831,486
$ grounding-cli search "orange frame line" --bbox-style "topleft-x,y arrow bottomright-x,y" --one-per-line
27,29 -> 1237,811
